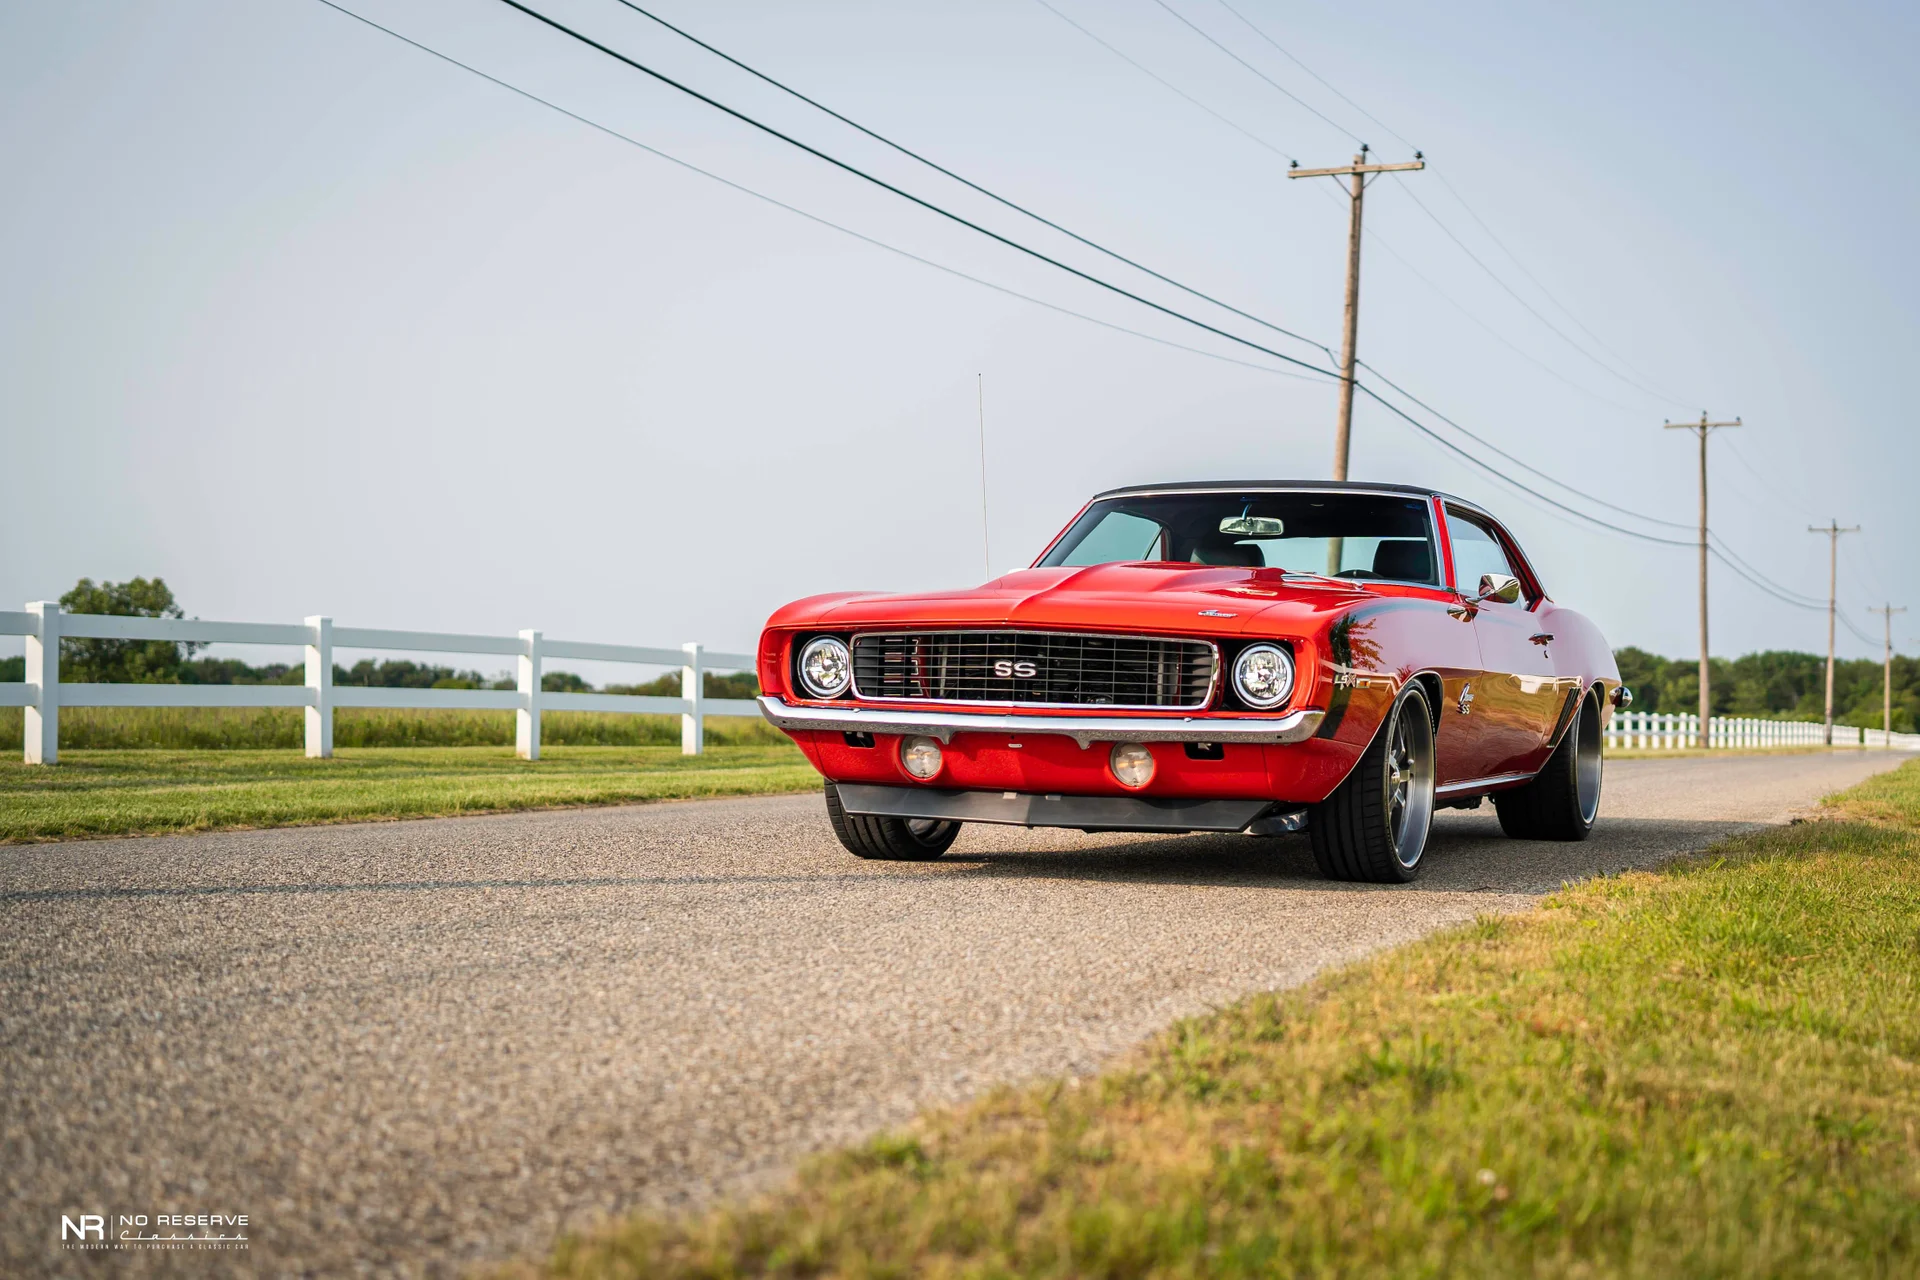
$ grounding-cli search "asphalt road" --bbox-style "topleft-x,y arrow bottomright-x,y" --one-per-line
1,750 -> 1906,1276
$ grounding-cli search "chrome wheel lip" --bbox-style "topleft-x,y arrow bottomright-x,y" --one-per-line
1386,692 -> 1437,870
1574,694 -> 1603,825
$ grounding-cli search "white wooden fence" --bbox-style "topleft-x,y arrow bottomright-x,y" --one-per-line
1605,709 -> 1920,752
0,602 -> 757,764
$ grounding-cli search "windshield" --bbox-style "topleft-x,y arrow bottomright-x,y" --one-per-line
1039,490 -> 1441,584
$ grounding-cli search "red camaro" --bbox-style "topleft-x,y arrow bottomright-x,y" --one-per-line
757,481 -> 1623,883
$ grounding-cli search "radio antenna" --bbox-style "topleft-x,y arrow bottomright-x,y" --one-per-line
977,373 -> 991,579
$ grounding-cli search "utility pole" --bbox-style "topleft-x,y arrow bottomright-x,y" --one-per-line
1290,146 -> 1422,574
1867,604 -> 1906,748
1807,520 -> 1860,745
1663,413 -> 1740,748
1288,147 -> 1424,482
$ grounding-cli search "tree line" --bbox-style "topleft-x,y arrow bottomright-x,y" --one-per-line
5,577 -> 1909,730
1613,647 -> 1914,732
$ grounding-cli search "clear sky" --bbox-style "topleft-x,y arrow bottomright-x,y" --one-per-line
3,0 -> 1915,680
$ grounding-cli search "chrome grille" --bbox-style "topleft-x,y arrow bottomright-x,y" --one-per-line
850,630 -> 1217,709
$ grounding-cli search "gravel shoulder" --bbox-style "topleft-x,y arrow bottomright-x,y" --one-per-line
0,750 -> 1904,1276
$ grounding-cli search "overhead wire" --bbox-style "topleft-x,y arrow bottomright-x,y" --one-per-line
308,0 -> 1328,382
1028,0 -> 1299,164
328,0 -> 1821,582
1358,221 -> 1660,418
604,0 -> 1332,358
1199,0 -> 1698,408
488,0 -> 1350,380
1389,177 -> 1689,410
1144,0 -> 1362,144
1428,168 -> 1689,403
1354,360 -> 1694,530
498,0 -> 1716,548
1209,0 -> 1417,151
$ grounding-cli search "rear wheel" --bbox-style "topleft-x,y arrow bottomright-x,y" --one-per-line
823,781 -> 961,860
1308,682 -> 1437,883
1494,689 -> 1603,841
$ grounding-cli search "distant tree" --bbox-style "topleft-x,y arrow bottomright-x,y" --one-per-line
59,577 -> 201,683
0,655 -> 23,683
605,670 -> 759,699
542,671 -> 592,693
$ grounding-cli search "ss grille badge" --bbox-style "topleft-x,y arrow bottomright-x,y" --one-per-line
991,659 -> 1039,678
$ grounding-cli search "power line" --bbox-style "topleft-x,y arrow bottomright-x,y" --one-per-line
490,0 -> 1343,379
1707,534 -> 1826,608
1429,169 -> 1688,403
323,0 -> 1806,587
310,0 -> 1327,384
1359,222 -> 1659,418
1356,360 -> 1694,531
1210,0 -> 1416,151
1029,0 -> 1299,164
1390,176 -> 1690,409
1205,0 -> 1695,407
1145,0 -> 1361,143
604,0 -> 1332,358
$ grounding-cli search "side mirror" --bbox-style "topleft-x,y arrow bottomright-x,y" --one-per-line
1470,573 -> 1523,606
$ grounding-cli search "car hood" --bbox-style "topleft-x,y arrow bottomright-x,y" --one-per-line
772,563 -> 1372,637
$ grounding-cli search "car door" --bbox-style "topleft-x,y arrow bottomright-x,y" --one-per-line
1444,506 -> 1562,779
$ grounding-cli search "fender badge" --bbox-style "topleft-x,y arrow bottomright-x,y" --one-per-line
1197,609 -> 1238,617
1457,682 -> 1475,715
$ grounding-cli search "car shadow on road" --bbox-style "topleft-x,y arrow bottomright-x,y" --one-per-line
938,814 -> 1769,896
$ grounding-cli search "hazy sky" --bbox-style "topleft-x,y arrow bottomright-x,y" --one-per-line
4,0 -> 1916,681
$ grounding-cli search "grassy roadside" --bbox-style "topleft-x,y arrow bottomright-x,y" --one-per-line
0,744 -> 817,842
534,760 -> 1920,1278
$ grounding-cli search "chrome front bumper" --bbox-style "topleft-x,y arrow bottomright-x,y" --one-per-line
757,695 -> 1324,749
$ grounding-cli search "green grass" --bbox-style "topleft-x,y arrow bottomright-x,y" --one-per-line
531,760 -> 1920,1279
0,705 -> 787,750
0,744 -> 817,842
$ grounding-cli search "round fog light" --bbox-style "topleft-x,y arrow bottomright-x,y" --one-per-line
900,735 -> 944,780
1110,742 -> 1156,789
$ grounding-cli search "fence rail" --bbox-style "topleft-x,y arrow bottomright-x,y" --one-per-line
1605,709 -> 1920,752
1,602 -> 758,764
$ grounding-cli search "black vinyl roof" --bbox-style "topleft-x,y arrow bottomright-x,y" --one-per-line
1092,479 -> 1471,506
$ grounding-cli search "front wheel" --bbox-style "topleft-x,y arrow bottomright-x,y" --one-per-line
1308,682 -> 1437,883
822,781 -> 961,860
1494,689 -> 1603,841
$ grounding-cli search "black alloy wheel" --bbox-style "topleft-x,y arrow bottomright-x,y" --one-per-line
1308,682 -> 1437,883
823,781 -> 961,860
1493,689 -> 1603,841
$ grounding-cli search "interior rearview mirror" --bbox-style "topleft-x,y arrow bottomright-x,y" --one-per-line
1219,516 -> 1284,538
1473,573 -> 1523,605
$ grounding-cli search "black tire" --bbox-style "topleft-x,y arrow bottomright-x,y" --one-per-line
1494,689 -> 1603,841
1308,682 -> 1437,884
822,781 -> 961,860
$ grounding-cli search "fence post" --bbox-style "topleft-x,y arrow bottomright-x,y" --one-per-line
304,615 -> 333,758
24,601 -> 59,764
682,642 -> 705,756
517,630 -> 542,761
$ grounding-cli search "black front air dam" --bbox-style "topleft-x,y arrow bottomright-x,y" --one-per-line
833,783 -> 1282,834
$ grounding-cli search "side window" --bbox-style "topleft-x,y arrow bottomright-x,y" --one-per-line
1446,509 -> 1523,598
1054,510 -> 1166,566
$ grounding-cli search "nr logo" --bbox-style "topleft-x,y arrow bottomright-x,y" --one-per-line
992,660 -> 1039,679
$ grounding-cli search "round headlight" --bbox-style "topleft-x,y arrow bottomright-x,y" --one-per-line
797,636 -> 852,699
1232,643 -> 1295,709
900,735 -> 944,780
1110,742 -> 1156,789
